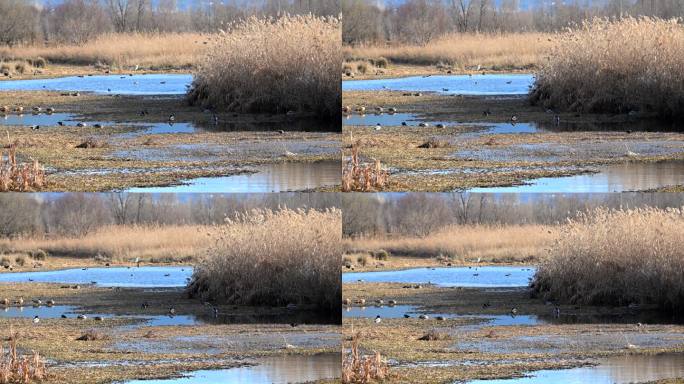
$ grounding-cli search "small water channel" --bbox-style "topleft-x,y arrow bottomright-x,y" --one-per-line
343,266 -> 535,288
0,74 -> 192,95
121,353 -> 340,384
465,353 -> 684,384
343,74 -> 534,95
0,266 -> 191,287
126,161 -> 340,193
468,160 -> 684,193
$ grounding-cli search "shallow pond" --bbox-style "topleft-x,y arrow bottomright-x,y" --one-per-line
468,160 -> 684,193
126,161 -> 340,193
342,74 -> 534,95
0,74 -> 191,95
343,266 -> 535,288
122,353 -> 340,384
0,266 -> 191,287
465,353 -> 684,384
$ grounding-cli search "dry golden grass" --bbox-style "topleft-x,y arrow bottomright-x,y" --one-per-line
349,224 -> 555,264
0,225 -> 208,262
0,144 -> 45,192
342,333 -> 389,384
344,32 -> 552,69
189,15 -> 341,118
531,17 -> 684,118
533,207 -> 684,313
188,208 -> 342,312
0,333 -> 47,384
0,33 -> 204,69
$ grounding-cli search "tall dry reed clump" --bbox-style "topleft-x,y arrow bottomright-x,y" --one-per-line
531,17 -> 684,118
187,208 -> 342,313
342,144 -> 389,192
188,15 -> 342,119
533,207 -> 684,313
0,334 -> 47,383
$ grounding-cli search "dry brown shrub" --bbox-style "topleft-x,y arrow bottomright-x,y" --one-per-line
533,207 -> 684,312
189,14 -> 341,119
187,208 -> 341,312
531,17 -> 684,118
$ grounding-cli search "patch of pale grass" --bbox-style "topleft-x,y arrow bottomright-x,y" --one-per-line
189,14 -> 341,118
531,17 -> 684,118
344,32 -> 551,69
533,207 -> 684,312
349,224 -> 555,263
0,225 -> 208,261
188,208 -> 341,312
0,33 -> 204,69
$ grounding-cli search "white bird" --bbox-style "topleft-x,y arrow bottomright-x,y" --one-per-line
374,315 -> 382,324
33,316 -> 40,324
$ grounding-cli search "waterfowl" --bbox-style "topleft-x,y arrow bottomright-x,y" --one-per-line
93,124 -> 103,129
76,122 -> 87,127
554,307 -> 561,317
554,115 -> 560,125
77,314 -> 87,320
33,316 -> 40,324
141,301 -> 149,309
57,121 -> 64,126
277,130 -> 285,135
510,307 -> 518,315
388,300 -> 397,306
374,315 -> 382,324
483,109 -> 491,116
61,314 -> 67,318
387,107 -> 397,113
32,106 -> 42,113
356,106 -> 366,113
506,81 -> 512,84
418,314 -> 429,320
375,299 -> 383,305
30,125 -> 40,130
212,307 -> 219,318
46,107 -> 54,114
435,123 -> 445,128
168,114 -> 175,122
46,300 -> 55,306
374,123 -> 381,131
1,298 -> 8,306
0,106 -> 8,113
375,106 -> 383,113
418,122 -> 429,127
403,314 -> 411,318
32,299 -> 42,306
511,115 -> 518,122
168,307 -> 175,315
15,106 -> 24,113
401,122 -> 407,126
94,316 -> 103,321
72,92 -> 80,97
436,316 -> 446,321
16,297 -> 23,306
357,298 -> 366,305
342,106 -> 350,113
343,298 -> 351,306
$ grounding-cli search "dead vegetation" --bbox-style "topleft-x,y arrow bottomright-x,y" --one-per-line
342,144 -> 389,192
342,333 -> 389,384
189,14 -> 341,119
0,333 -> 47,384
187,208 -> 342,312
531,17 -> 684,118
534,207 -> 684,313
0,144 -> 45,192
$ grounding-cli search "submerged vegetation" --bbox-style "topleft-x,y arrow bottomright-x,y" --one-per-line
534,207 -> 684,313
188,208 -> 342,312
189,15 -> 341,119
531,17 -> 684,119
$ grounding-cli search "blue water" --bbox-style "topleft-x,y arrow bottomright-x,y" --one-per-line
126,161 -> 340,193
122,354 -> 340,384
0,74 -> 192,95
466,354 -> 684,384
0,266 -> 192,287
343,266 -> 534,287
343,74 -> 533,95
468,161 -> 684,193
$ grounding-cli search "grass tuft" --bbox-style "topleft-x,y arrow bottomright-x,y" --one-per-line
0,144 -> 46,192
342,333 -> 389,384
342,144 -> 389,192
0,333 -> 47,383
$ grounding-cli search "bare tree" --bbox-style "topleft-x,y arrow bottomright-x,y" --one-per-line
106,0 -> 131,32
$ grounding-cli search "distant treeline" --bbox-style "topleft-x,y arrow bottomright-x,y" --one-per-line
0,0 -> 340,46
343,193 -> 684,236
342,0 -> 684,44
0,193 -> 340,237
